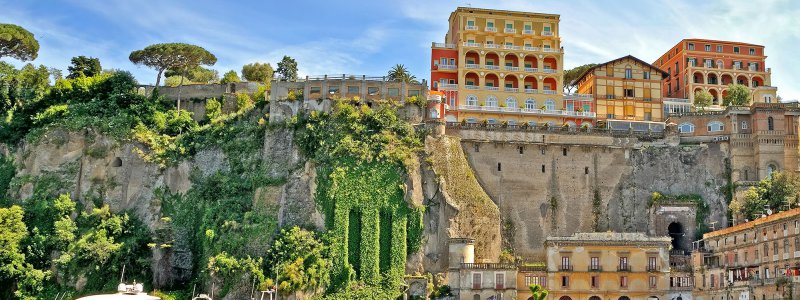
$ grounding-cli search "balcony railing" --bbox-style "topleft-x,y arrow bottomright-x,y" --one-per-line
465,25 -> 478,30
505,66 -> 519,71
463,42 -> 481,47
461,263 -> 517,270
504,45 -> 521,50
485,27 -> 497,32
542,31 -> 554,36
437,65 -> 457,70
505,87 -> 519,92
465,64 -> 480,69
485,65 -> 500,70
543,68 -> 557,73
559,265 -> 573,271
543,48 -> 559,53
524,88 -> 538,94
523,29 -> 534,35
647,265 -> 659,272
464,85 -> 480,90
564,93 -> 593,99
485,86 -> 499,91
589,266 -> 603,272
485,43 -> 501,49
504,28 -> 516,34
432,43 -> 456,49
542,90 -> 557,94
618,265 -> 631,272
524,46 -> 541,51
457,105 -> 597,118
438,83 -> 458,90
524,67 -> 538,72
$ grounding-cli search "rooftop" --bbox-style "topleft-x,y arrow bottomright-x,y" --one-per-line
451,7 -> 560,19
546,232 -> 672,243
703,207 -> 800,239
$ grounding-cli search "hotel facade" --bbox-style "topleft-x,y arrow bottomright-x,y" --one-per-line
429,7 -> 595,128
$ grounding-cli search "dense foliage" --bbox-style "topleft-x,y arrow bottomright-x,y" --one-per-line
242,62 -> 274,83
723,84 -> 752,106
294,99 -> 425,296
694,90 -> 713,111
220,70 -> 241,84
265,226 -> 331,297
730,172 -> 800,221
66,56 -> 102,79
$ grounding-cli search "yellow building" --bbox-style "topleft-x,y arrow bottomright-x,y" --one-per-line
574,55 -> 669,122
540,232 -> 672,300
430,7 -> 595,128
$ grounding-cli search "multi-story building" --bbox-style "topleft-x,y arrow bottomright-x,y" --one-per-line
653,39 -> 777,108
692,208 -> 800,300
573,55 -> 673,123
430,7 -> 595,128
448,238 -> 518,300
542,232 -> 675,300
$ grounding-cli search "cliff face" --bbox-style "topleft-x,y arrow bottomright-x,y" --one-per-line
464,140 -> 729,259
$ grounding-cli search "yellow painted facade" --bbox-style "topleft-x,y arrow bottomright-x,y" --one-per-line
576,56 -> 668,122
432,7 -> 594,127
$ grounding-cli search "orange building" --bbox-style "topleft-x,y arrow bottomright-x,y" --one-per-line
653,39 -> 777,109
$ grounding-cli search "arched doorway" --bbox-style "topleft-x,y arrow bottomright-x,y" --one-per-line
560,297 -> 573,300
668,222 -> 686,253
589,296 -> 602,300
619,297 -> 631,300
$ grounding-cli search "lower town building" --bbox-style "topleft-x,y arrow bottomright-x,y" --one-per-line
448,238 -> 518,300
692,207 -> 800,300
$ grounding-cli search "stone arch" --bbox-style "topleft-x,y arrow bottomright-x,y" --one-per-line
693,71 -> 705,84
504,74 -> 519,89
465,50 -> 481,65
589,296 -> 602,300
751,75 -> 764,87
504,53 -> 519,67
543,77 -> 558,91
524,54 -> 539,70
465,72 -> 480,87
524,76 -> 538,90
767,162 -> 779,179
560,297 -> 573,300
708,89 -> 720,105
721,73 -> 734,85
708,73 -> 719,85
485,52 -> 500,67
736,75 -> 749,86
543,55 -> 559,70
669,222 -> 687,252
473,294 -> 481,300
619,296 -> 631,300
485,73 -> 500,88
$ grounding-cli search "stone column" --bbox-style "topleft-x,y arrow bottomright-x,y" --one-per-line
322,75 -> 328,100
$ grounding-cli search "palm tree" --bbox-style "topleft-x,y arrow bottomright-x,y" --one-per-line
529,284 -> 549,300
387,64 -> 417,83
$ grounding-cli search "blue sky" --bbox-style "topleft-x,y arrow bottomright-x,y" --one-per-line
2,0 -> 798,100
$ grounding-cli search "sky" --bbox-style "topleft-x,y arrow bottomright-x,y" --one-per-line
1,0 -> 799,100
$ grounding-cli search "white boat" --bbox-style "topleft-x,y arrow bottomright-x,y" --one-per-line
74,282 -> 161,300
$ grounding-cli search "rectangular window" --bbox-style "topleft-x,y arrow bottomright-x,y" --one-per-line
590,257 -> 600,270
591,275 -> 598,288
705,44 -> 711,51
544,26 -> 551,32
505,23 -> 513,29
328,86 -> 339,94
620,276 -> 628,288
734,46 -> 740,53
347,86 -> 359,94
368,87 -> 379,95
561,275 -> 569,288
467,20 -> 475,27
650,276 -> 657,288
625,69 -> 632,79
561,256 -> 571,270
717,45 -> 723,52
495,273 -> 505,289
619,257 -> 629,270
750,48 -> 756,55
487,21 -> 494,28
643,71 -> 650,79
388,88 -> 400,97
524,24 -> 532,30
606,67 -> 614,77
472,273 -> 481,289
688,43 -> 695,50
648,257 -> 657,270
408,89 -> 420,97
624,89 -> 634,97
309,86 -> 321,94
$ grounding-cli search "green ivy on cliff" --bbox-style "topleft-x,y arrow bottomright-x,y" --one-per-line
0,155 -> 14,201
294,99 -> 424,296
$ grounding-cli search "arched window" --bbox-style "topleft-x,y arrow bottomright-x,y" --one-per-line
429,108 -> 439,119
486,96 -> 498,107
768,117 -> 774,131
767,164 -> 778,178
508,119 -> 517,126
466,117 -> 478,124
466,95 -> 478,106
473,294 -> 481,300
506,97 -> 517,109
707,121 -> 724,132
678,123 -> 695,133
487,118 -> 497,125
545,99 -> 556,111
525,98 -> 536,110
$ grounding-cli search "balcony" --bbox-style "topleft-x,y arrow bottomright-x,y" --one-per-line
465,85 -> 480,90
465,25 -> 478,30
542,31 -> 554,36
564,93 -> 593,99
503,44 -> 521,50
485,27 -> 497,32
523,46 -> 541,51
589,266 -> 603,272
618,265 -> 631,272
524,88 -> 538,94
439,83 -> 458,90
457,105 -> 597,118
432,43 -> 456,49
505,87 -> 519,92
485,43 -> 501,49
543,48 -> 559,53
524,67 -> 538,73
461,263 -> 517,270
542,90 -> 557,95
505,66 -> 519,71
504,28 -> 516,34
523,29 -> 534,35
485,86 -> 500,91
437,64 -> 457,70
559,265 -> 573,271
543,68 -> 557,73
465,64 -> 480,69
647,265 -> 659,272
463,42 -> 481,47
485,65 -> 500,70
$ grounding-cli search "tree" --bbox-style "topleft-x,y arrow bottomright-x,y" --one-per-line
387,64 -> 417,83
242,62 -> 274,83
723,84 -> 752,106
733,171 -> 800,221
165,65 -> 218,83
128,43 -> 217,94
0,205 -> 49,300
266,226 -> 330,298
694,90 -> 713,112
528,284 -> 549,300
66,56 -> 102,79
220,70 -> 240,84
563,63 -> 597,93
0,24 -> 39,61
276,56 -> 298,81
